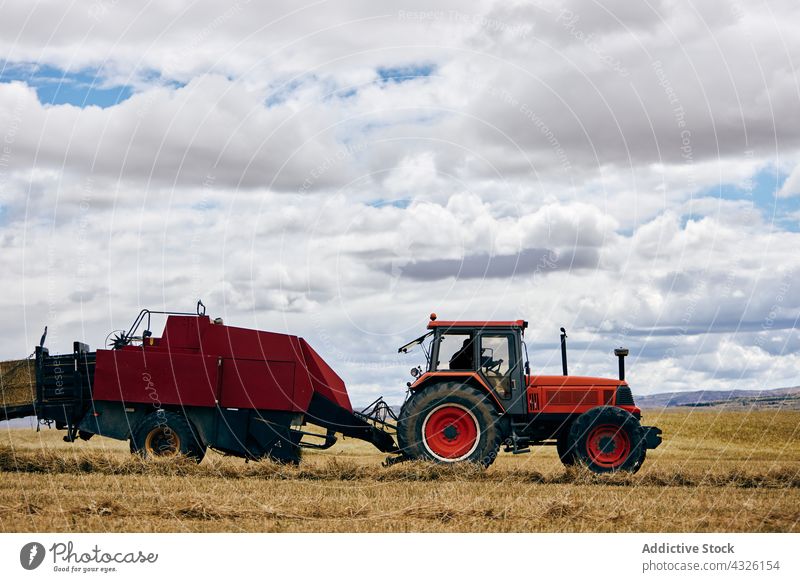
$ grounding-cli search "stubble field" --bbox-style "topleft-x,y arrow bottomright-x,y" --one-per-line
0,409 -> 798,532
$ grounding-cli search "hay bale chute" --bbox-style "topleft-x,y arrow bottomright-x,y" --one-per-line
0,360 -> 36,418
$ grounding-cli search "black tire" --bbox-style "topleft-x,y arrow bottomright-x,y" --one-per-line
556,430 -> 576,466
631,447 -> 646,474
130,410 -> 206,463
568,406 -> 643,473
396,383 -> 502,467
396,391 -> 419,454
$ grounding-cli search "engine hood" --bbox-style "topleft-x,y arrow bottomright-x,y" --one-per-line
528,375 -> 625,387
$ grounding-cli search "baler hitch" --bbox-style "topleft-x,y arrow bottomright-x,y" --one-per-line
354,397 -> 398,432
292,427 -> 338,450
255,417 -> 339,450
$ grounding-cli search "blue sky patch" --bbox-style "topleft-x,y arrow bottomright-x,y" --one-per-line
704,167 -> 784,209
265,77 -> 307,107
0,63 -> 133,108
334,87 -> 358,100
376,63 -> 436,84
268,74 -> 360,107
366,199 -> 411,209
358,112 -> 445,135
192,200 -> 220,212
690,167 -> 800,231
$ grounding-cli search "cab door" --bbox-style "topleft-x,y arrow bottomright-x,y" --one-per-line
477,332 -> 524,409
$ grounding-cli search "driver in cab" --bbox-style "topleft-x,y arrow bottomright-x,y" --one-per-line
449,337 -> 475,369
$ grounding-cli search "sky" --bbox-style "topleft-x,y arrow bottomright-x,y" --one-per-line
1,0 -> 799,405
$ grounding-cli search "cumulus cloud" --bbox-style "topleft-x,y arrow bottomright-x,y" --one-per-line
777,163 -> 800,198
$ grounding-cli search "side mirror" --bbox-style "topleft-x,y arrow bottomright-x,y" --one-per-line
525,361 -> 531,375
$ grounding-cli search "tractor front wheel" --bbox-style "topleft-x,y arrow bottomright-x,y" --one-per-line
130,411 -> 206,463
397,383 -> 502,467
568,406 -> 643,473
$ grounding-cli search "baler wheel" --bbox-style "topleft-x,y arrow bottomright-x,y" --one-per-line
397,383 -> 501,467
130,411 -> 206,463
568,406 -> 643,473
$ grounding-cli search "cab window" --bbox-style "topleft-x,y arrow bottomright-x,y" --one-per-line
435,333 -> 474,370
480,334 -> 513,397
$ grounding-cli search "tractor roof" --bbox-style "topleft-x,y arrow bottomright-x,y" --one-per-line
427,319 -> 528,330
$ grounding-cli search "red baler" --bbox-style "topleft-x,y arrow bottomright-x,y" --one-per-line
30,307 -> 396,463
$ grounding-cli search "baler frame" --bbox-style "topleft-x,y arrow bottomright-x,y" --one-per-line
21,308 -> 399,464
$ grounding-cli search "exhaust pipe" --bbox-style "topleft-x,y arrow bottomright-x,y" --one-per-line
614,348 -> 629,380
560,327 -> 568,376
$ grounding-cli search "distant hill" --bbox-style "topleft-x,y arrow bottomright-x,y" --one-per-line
636,386 -> 800,410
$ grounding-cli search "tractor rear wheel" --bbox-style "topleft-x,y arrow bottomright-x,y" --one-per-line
130,411 -> 206,463
631,447 -> 646,473
397,383 -> 502,467
556,430 -> 576,466
568,406 -> 643,473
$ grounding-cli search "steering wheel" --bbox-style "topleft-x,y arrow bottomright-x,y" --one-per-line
484,358 -> 503,374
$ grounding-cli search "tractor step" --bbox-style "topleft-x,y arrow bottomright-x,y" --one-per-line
504,433 -> 531,454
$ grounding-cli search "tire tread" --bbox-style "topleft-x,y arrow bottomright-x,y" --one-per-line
397,382 -> 502,468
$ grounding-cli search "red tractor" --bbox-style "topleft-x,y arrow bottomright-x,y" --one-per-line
10,306 -> 660,473
395,315 -> 661,472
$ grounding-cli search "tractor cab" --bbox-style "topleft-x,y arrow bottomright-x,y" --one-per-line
400,314 -> 530,415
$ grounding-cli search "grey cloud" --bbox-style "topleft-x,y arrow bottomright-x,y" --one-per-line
387,247 -> 597,281
447,0 -> 800,178
622,319 -> 800,337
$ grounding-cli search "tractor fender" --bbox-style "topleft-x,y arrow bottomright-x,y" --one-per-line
409,373 -> 506,414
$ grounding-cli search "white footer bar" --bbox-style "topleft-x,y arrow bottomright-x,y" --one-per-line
1,533 -> 797,581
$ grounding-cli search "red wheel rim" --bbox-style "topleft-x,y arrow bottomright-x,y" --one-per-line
586,424 -> 630,468
422,404 -> 480,461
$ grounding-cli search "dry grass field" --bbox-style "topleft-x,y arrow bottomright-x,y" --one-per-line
0,409 -> 798,532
